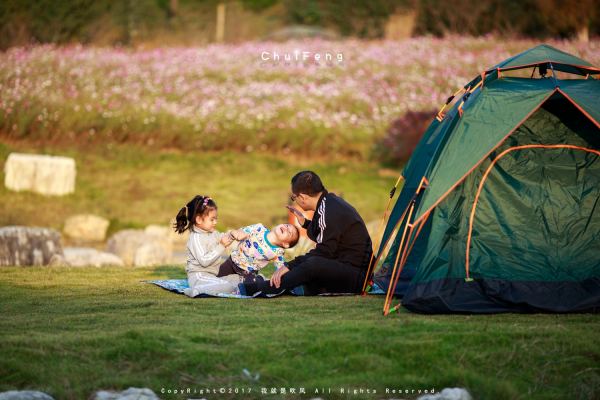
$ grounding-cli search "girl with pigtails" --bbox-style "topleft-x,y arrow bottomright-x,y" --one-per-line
174,195 -> 243,297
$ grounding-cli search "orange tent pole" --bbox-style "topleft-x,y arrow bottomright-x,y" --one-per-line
361,175 -> 404,294
382,177 -> 429,315
384,223 -> 415,315
383,203 -> 415,315
386,212 -> 432,313
360,188 -> 416,295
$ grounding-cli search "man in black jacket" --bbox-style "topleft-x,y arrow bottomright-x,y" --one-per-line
240,170 -> 372,296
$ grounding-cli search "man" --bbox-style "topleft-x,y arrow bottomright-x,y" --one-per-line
240,170 -> 372,296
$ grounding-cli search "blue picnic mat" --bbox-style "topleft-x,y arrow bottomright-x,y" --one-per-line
146,279 -> 297,298
146,279 -> 357,298
146,279 -> 255,298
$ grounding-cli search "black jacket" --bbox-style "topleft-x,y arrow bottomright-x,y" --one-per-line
287,192 -> 372,269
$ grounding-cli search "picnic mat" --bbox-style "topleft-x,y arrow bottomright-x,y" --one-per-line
146,279 -> 359,298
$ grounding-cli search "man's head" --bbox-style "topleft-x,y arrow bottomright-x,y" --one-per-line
271,223 -> 300,248
290,171 -> 326,211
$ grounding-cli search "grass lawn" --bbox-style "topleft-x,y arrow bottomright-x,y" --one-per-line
0,265 -> 599,400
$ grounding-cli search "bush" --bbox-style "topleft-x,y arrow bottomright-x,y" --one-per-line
374,109 -> 436,167
414,0 -> 600,38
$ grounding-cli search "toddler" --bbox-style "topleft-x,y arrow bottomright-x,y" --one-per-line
217,223 -> 299,283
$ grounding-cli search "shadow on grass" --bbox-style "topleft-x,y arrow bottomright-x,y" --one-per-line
150,265 -> 186,279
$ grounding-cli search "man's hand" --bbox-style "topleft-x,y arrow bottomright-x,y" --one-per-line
286,205 -> 306,225
270,266 -> 289,288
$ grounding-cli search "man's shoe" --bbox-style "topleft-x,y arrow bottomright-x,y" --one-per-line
240,281 -> 260,296
237,283 -> 247,296
290,285 -> 305,296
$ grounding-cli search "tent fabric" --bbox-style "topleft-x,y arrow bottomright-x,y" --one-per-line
560,80 -> 600,127
402,278 -> 600,313
413,78 -> 557,223
372,45 -> 600,314
492,44 -> 600,75
412,101 -> 600,283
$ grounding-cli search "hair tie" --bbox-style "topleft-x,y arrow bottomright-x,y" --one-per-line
203,197 -> 211,207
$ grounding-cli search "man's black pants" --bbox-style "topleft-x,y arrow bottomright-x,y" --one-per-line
243,256 -> 366,295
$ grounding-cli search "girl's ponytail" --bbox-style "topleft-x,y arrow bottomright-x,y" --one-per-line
174,206 -> 189,234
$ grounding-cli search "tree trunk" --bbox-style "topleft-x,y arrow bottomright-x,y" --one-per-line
577,24 -> 589,42
216,3 -> 226,43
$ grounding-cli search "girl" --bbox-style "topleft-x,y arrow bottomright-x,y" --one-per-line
174,195 -> 240,297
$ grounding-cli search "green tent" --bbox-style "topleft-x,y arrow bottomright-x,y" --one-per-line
370,44 -> 600,314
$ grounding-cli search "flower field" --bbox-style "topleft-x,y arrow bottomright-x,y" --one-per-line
1,37 -> 599,158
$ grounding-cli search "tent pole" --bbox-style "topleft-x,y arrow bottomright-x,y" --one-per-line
400,211 -> 431,267
387,213 -> 431,313
437,87 -> 466,121
360,187 -> 417,296
383,203 -> 415,315
383,177 -> 428,315
386,224 -> 419,314
361,175 -> 404,295
549,62 -> 559,87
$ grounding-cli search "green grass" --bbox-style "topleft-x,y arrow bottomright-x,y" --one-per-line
0,266 -> 599,400
1,141 -> 599,400
0,140 -> 397,237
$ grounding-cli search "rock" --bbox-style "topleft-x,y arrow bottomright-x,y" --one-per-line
63,247 -> 124,267
106,230 -> 171,266
146,223 -> 187,249
63,214 -> 109,242
92,387 -> 159,400
4,153 -> 76,196
146,224 -> 188,263
417,388 -> 473,400
133,243 -> 170,267
0,391 -> 55,400
0,226 -> 63,266
144,224 -> 170,239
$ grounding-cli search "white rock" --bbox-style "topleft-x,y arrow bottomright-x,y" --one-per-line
0,226 -> 63,266
63,214 -> 110,242
147,223 -> 187,264
146,223 -> 187,249
133,243 -> 170,266
92,387 -> 159,400
63,247 -> 124,267
4,153 -> 75,196
417,388 -> 473,400
144,224 -> 170,239
0,391 -> 55,400
107,229 -> 171,266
